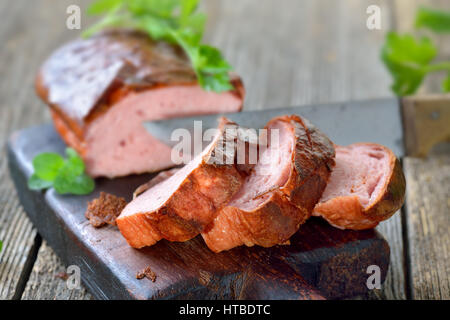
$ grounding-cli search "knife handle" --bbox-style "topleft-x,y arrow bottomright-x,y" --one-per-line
401,95 -> 450,157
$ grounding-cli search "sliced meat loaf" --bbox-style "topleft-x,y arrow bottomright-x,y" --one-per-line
202,115 -> 335,252
313,143 -> 406,230
36,30 -> 244,178
133,168 -> 180,199
116,118 -> 246,248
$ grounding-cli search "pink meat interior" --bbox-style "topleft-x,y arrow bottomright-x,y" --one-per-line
319,144 -> 390,208
120,130 -> 221,217
229,120 -> 294,210
84,85 -> 242,177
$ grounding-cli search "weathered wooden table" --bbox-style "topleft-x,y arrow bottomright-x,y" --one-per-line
0,0 -> 448,300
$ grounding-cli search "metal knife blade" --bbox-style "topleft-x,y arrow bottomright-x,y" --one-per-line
143,98 -> 404,156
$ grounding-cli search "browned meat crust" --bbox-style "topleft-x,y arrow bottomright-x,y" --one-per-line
275,115 -> 335,211
35,30 -> 244,127
116,118 -> 246,248
202,115 -> 336,252
36,30 -> 245,178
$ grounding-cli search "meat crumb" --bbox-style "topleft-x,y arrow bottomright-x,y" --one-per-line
136,266 -> 157,282
85,192 -> 127,228
55,272 -> 69,281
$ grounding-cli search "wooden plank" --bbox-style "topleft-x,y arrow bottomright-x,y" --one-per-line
403,154 -> 450,300
204,0 -> 394,110
0,0 -> 92,299
0,160 -> 38,300
0,0 -> 47,300
21,242 -> 92,300
392,0 -> 450,300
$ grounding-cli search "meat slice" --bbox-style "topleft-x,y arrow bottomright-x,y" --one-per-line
313,143 -> 406,230
202,115 -> 335,252
116,118 -> 245,248
133,168 -> 180,199
36,30 -> 244,178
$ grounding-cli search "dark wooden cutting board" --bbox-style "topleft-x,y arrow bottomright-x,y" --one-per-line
7,124 -> 390,300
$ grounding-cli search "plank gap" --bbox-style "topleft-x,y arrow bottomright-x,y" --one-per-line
400,198 -> 413,300
12,234 -> 42,300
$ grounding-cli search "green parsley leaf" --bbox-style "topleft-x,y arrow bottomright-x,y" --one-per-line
442,74 -> 450,92
32,152 -> 64,181
84,0 -> 234,93
28,148 -> 95,195
200,72 -> 233,92
381,32 -> 437,95
87,0 -> 123,15
180,0 -> 200,19
54,173 -> 95,195
415,7 -> 450,33
382,7 -> 450,95
28,174 -> 54,190
65,148 -> 86,175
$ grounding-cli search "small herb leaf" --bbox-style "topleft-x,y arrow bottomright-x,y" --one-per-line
87,0 -> 123,15
28,174 -> 54,190
85,0 -> 234,93
32,152 -> 64,181
54,172 -> 95,195
381,32 -> 437,95
442,74 -> 450,92
28,148 -> 95,195
382,7 -> 450,95
415,6 -> 450,33
65,148 -> 85,176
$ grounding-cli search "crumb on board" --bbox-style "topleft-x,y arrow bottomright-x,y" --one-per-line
55,272 -> 69,281
85,192 -> 127,228
136,266 -> 157,282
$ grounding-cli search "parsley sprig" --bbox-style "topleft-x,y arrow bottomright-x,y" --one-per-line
83,0 -> 234,92
28,148 -> 95,195
382,6 -> 450,95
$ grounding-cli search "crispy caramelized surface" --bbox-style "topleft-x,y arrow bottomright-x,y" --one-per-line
36,30 -> 244,125
116,118 -> 245,248
36,30 -> 195,123
202,115 -> 335,252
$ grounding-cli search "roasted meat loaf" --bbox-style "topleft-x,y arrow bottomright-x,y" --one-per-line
36,30 -> 244,178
